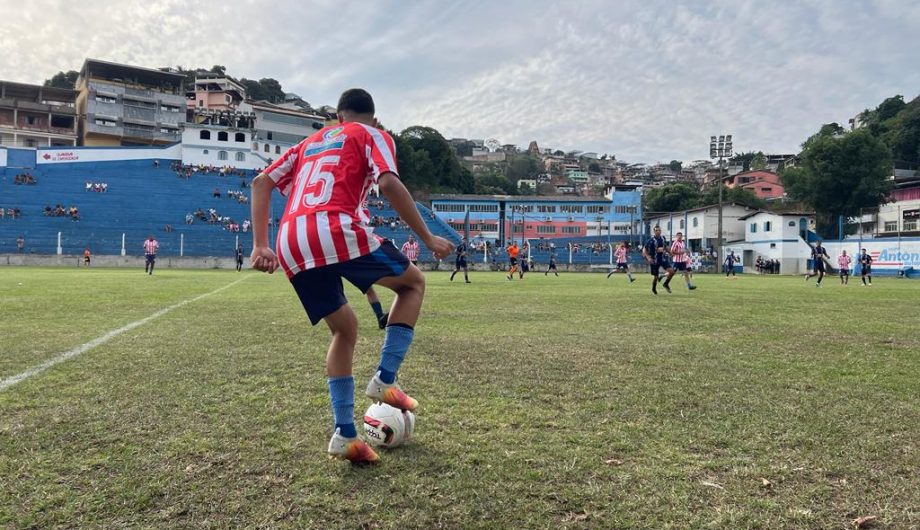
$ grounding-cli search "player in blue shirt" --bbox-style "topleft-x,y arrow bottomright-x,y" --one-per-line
642,226 -> 675,295
450,238 -> 471,283
545,252 -> 559,276
859,248 -> 873,286
724,251 -> 737,277
804,240 -> 830,287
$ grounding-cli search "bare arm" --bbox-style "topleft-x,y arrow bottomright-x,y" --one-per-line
378,173 -> 453,259
249,173 -> 280,273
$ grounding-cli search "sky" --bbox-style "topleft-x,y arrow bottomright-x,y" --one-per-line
1,0 -> 918,163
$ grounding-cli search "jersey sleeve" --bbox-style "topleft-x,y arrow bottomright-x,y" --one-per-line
365,128 -> 399,182
264,145 -> 300,196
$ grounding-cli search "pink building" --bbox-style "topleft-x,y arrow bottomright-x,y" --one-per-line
728,170 -> 785,200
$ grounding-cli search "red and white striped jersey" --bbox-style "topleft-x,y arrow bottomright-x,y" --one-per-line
838,254 -> 851,269
614,246 -> 628,263
143,239 -> 159,255
401,240 -> 420,261
670,240 -> 686,260
264,122 -> 399,278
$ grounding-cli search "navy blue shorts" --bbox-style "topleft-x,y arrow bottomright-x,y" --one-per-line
814,260 -> 826,273
145,254 -> 156,264
290,240 -> 410,326
673,262 -> 687,271
616,263 -> 628,271
650,258 -> 670,276
862,265 -> 871,275
455,258 -> 468,269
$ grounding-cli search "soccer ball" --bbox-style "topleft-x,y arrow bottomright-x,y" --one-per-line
363,402 -> 415,449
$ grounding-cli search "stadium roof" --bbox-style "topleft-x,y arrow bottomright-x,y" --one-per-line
430,194 -> 610,202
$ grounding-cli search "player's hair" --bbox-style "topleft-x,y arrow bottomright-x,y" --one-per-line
337,88 -> 375,115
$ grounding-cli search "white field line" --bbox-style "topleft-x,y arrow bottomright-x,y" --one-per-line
0,276 -> 248,392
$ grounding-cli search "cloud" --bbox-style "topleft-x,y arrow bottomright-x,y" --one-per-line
1,0 -> 917,162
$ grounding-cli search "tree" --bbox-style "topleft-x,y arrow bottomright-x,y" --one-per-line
504,154 -> 541,183
643,183 -> 700,213
698,186 -> 767,210
782,129 -> 892,237
474,174 -> 518,195
44,70 -> 79,89
588,162 -> 602,173
399,126 -> 474,194
209,65 -> 227,76
668,160 -> 682,173
750,152 -> 768,170
239,78 -> 265,101
258,78 -> 285,103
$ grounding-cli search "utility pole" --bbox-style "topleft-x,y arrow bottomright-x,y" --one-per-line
710,135 -> 733,272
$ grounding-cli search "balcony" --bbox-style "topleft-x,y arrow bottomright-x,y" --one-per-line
0,97 -> 77,114
86,122 -> 124,137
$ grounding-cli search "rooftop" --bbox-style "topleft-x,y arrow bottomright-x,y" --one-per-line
0,80 -> 77,102
431,194 -> 611,203
81,58 -> 186,87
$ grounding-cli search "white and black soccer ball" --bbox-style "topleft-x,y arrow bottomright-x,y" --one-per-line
363,403 -> 416,449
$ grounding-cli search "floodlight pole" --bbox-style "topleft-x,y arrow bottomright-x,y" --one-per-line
710,135 -> 732,273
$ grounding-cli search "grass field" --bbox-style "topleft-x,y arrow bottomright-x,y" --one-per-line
1,267 -> 918,529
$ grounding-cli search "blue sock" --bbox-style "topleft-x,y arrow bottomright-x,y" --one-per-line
377,324 -> 414,384
370,301 -> 384,320
327,375 -> 356,438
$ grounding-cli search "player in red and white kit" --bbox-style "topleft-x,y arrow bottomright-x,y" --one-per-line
670,232 -> 696,290
249,89 -> 453,464
606,242 -> 635,282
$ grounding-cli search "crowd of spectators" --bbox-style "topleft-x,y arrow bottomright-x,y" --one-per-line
13,173 -> 36,185
186,207 -> 250,233
368,215 -> 409,230
84,181 -> 108,193
172,162 -> 257,180
0,207 -> 23,219
226,190 -> 249,204
755,256 -> 781,274
43,204 -> 80,220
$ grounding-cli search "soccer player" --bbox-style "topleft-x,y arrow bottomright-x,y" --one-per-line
143,235 -> 159,275
724,251 -> 737,278
519,253 -> 530,279
642,226 -> 674,295
804,240 -> 830,287
249,88 -> 453,465
450,237 -> 471,283
235,243 -> 244,272
669,232 -> 697,290
837,249 -> 852,285
83,248 -> 91,267
545,252 -> 559,276
506,241 -> 520,280
859,248 -> 873,286
606,242 -> 635,282
401,234 -> 420,266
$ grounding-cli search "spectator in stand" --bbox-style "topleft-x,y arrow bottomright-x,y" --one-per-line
213,187 -> 221,198
164,224 -> 173,233
43,205 -> 51,216
185,213 -> 194,225
242,219 -> 251,233
17,235 -> 24,253
153,159 -> 160,168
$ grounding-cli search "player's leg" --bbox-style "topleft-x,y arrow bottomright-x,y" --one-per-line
626,264 -> 634,283
366,287 -> 388,329
149,256 -> 155,275
450,264 -> 458,281
662,265 -> 675,293
650,264 -> 659,295
464,265 -> 470,283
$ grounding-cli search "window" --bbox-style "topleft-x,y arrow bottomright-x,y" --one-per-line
160,105 -> 180,113
235,152 -> 246,162
679,219 -> 685,229
199,130 -> 211,140
788,221 -> 796,227
26,116 -> 38,125
587,205 -> 609,214
693,217 -> 699,228
764,221 -> 772,232
480,223 -> 498,232
614,205 -> 638,214
433,204 -> 465,213
94,118 -> 116,127
884,221 -> 897,232
761,187 -> 772,193
469,204 -> 498,212
511,205 -> 533,213
95,95 -> 117,103
750,222 -> 758,233
905,220 -> 918,231
275,145 -> 281,154
667,221 -> 671,231
513,224 -> 524,233
267,132 -> 273,141
537,225 -> 556,234
252,142 -> 259,151
560,205 -> 584,213
203,149 -> 209,155
537,205 -> 556,213
218,151 -> 228,161
198,100 -> 204,107
217,131 -> 228,142
225,95 -> 232,103
264,144 -> 270,152
562,226 -> 581,234
235,132 -> 245,142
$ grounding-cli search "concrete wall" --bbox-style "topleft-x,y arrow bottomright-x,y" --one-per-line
0,147 -> 6,167
36,144 -> 182,164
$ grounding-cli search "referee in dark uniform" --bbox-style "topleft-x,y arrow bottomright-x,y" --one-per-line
642,226 -> 675,295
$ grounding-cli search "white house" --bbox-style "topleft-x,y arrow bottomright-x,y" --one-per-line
180,123 -> 260,170
736,211 -> 815,274
646,203 -> 756,252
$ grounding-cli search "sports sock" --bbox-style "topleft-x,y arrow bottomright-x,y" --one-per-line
370,301 -> 384,320
627,272 -> 633,281
377,323 -> 414,384
464,272 -> 469,282
450,271 -> 456,281
862,276 -> 867,285
328,375 -> 356,438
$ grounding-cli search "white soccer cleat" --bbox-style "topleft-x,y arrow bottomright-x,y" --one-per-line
366,371 -> 418,411
327,428 -> 379,464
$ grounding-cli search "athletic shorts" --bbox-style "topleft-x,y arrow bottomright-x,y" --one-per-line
290,240 -> 410,325
145,254 -> 156,263
455,258 -> 467,269
548,262 -> 557,269
509,257 -> 518,266
862,265 -> 871,274
840,269 -> 849,276
650,257 -> 670,276
616,263 -> 628,271
814,260 -> 826,273
673,262 -> 687,271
